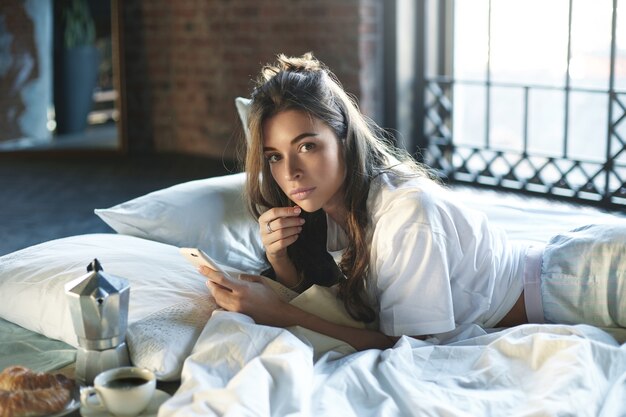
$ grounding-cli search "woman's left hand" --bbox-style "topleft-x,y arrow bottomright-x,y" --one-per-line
198,266 -> 289,326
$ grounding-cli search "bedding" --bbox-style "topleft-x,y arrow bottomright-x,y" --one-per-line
160,314 -> 626,417
0,318 -> 75,373
0,234 -> 219,381
1,172 -> 625,416
0,234 -> 360,382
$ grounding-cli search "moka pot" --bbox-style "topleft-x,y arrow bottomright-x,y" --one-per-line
65,259 -> 131,385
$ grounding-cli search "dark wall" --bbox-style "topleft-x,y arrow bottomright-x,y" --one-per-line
121,0 -> 384,158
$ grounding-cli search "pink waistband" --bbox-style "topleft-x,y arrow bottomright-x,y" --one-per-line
523,245 -> 545,324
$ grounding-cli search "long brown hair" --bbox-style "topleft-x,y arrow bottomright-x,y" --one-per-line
244,53 -> 429,322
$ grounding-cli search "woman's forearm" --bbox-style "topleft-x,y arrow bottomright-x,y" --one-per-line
279,303 -> 396,351
267,254 -> 301,290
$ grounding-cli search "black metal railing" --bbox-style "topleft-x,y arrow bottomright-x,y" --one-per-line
423,77 -> 626,208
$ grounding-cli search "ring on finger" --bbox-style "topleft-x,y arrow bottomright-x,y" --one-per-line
266,221 -> 274,234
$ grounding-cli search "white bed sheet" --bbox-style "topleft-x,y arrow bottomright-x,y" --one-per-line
158,187 -> 626,417
452,185 -> 625,244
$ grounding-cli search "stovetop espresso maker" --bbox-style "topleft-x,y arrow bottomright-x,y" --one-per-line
65,259 -> 131,385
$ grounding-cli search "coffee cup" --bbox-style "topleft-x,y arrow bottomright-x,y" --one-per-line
80,366 -> 156,417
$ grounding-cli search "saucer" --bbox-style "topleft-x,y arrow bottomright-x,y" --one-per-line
80,389 -> 171,417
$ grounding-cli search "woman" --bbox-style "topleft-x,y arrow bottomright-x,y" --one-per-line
200,53 -> 626,351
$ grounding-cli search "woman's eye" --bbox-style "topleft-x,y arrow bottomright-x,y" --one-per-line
265,154 -> 281,163
300,143 -> 315,152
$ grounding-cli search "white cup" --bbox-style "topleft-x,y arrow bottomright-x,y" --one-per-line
80,366 -> 156,417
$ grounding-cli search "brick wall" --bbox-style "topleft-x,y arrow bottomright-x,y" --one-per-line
122,0 -> 384,158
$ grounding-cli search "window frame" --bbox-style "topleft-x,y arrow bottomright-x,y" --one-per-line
411,0 -> 626,209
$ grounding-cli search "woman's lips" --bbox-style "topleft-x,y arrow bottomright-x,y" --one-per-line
290,187 -> 315,200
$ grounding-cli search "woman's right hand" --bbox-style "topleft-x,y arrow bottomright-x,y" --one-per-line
259,206 -> 305,259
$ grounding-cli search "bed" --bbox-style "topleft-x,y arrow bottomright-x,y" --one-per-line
0,172 -> 625,417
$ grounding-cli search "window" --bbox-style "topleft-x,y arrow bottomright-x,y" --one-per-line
422,0 -> 626,207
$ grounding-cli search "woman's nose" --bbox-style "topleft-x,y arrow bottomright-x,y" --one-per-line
285,157 -> 302,180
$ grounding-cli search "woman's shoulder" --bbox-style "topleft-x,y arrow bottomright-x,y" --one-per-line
368,169 -> 481,230
368,170 -> 444,220
370,169 -> 443,203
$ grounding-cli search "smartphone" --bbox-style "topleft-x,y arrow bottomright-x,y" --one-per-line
179,247 -> 240,281
180,247 -> 299,302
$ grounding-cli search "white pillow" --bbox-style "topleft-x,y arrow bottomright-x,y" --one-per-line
94,172 -> 267,275
235,97 -> 252,141
0,234 -> 222,381
235,96 -> 251,142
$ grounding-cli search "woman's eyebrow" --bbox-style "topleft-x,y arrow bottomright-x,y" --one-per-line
263,132 -> 319,151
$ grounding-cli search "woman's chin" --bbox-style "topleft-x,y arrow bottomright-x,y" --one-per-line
292,201 -> 319,213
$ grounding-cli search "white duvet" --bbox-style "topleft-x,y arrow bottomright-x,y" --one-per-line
159,311 -> 626,417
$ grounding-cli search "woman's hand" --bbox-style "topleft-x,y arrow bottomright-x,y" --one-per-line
259,206 -> 305,259
199,266 -> 289,327
198,266 -> 399,351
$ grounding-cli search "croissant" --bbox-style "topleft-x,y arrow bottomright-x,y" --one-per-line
0,387 -> 72,417
0,366 -> 75,417
0,366 -> 73,391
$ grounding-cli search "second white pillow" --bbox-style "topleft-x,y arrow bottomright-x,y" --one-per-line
94,173 -> 267,274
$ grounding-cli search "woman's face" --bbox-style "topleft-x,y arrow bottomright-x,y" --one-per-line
262,109 -> 347,214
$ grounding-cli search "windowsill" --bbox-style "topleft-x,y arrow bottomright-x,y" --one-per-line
0,123 -> 119,152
